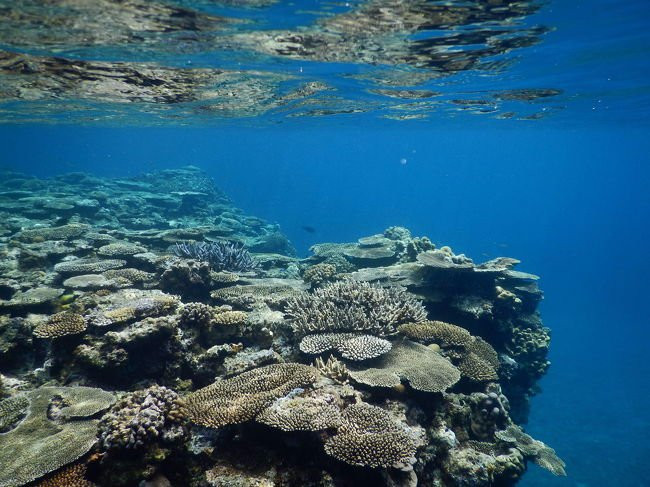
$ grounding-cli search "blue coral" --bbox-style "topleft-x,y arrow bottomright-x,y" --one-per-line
172,240 -> 258,272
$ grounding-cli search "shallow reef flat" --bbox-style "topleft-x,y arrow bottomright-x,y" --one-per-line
0,167 -> 564,486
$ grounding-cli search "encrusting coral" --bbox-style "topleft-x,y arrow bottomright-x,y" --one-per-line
183,363 -> 319,429
0,386 -> 115,487
324,403 -> 419,470
349,339 -> 461,393
33,311 -> 87,338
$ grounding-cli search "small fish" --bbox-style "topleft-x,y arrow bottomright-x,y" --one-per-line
301,225 -> 317,234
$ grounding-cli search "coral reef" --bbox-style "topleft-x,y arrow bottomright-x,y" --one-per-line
0,169 -> 562,486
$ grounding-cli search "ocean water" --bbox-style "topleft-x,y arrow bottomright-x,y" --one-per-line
0,0 -> 649,486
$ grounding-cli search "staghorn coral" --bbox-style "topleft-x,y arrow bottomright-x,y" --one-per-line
286,280 -> 426,337
184,363 -> 319,429
33,311 -> 86,338
299,332 -> 392,361
257,394 -> 343,432
172,241 -> 258,272
495,424 -> 566,476
398,320 -> 473,347
313,355 -> 350,384
349,339 -> 460,393
0,386 -> 115,487
35,463 -> 95,487
324,403 -> 418,470
98,386 -> 186,451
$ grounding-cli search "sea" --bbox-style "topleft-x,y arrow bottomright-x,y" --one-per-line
0,0 -> 649,486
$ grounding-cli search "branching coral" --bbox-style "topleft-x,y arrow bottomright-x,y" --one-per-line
98,386 -> 186,451
286,280 -> 426,337
349,339 -> 460,393
313,355 -> 350,384
183,363 -> 319,429
33,312 -> 86,338
324,403 -> 418,470
0,386 -> 115,487
172,241 -> 258,272
299,332 -> 392,361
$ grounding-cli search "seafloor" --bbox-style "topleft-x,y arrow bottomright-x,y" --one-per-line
0,167 -> 564,487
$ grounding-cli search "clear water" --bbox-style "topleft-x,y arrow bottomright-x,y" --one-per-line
1,0 -> 649,485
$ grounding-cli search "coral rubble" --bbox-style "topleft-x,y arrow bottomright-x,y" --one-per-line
0,170 -> 562,486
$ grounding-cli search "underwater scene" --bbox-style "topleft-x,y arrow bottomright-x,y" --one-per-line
0,1 -> 648,486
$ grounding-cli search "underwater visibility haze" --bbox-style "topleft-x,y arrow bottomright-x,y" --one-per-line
0,1 -> 649,486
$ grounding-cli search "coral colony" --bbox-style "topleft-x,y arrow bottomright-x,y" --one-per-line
0,167 -> 564,486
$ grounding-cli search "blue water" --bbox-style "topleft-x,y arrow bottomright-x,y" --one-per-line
1,0 -> 649,485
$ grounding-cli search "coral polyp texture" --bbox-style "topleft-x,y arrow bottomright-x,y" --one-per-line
0,169 -> 561,486
184,363 -> 319,428
33,311 -> 87,338
324,403 -> 420,470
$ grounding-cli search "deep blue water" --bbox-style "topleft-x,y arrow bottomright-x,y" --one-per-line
1,0 -> 649,485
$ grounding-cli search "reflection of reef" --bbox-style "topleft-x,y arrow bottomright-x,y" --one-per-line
230,0 -> 549,71
0,0 -> 232,51
0,0 -> 562,123
0,50 -> 332,118
0,170 -> 564,486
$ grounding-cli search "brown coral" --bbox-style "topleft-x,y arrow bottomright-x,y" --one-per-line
398,320 -> 473,347
349,339 -> 460,393
36,463 -> 95,487
324,403 -> 418,470
212,310 -> 248,326
33,312 -> 86,338
184,363 -> 319,429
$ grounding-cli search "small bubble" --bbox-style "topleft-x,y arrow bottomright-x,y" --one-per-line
400,158 -> 407,165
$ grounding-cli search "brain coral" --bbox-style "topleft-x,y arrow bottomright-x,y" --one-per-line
324,403 -> 418,470
0,386 -> 115,487
299,332 -> 392,361
98,386 -> 186,451
349,339 -> 460,393
184,363 -> 319,429
286,280 -> 426,337
33,312 -> 86,339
